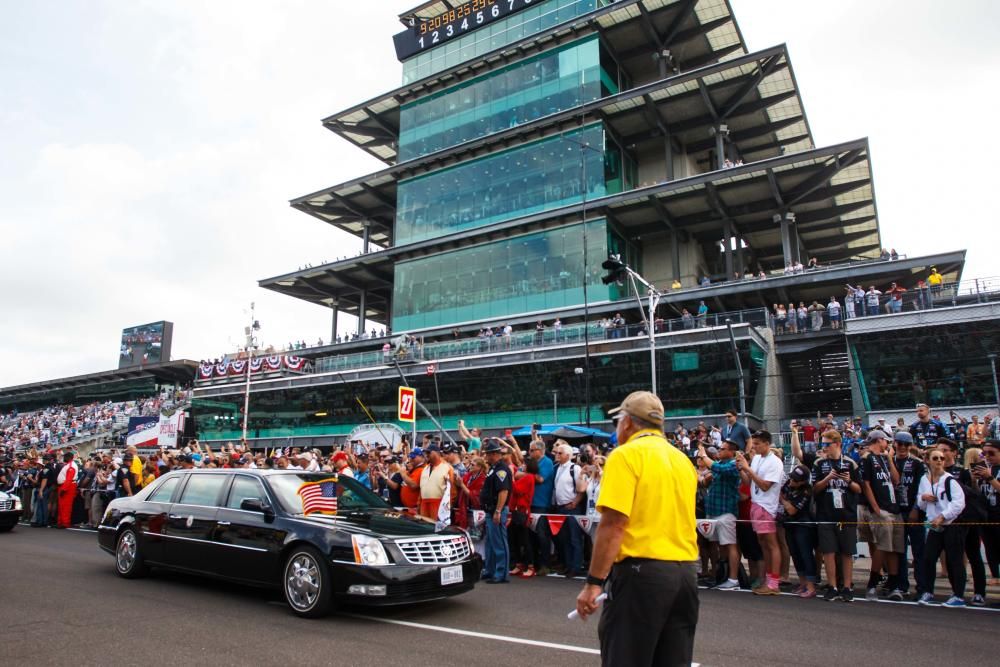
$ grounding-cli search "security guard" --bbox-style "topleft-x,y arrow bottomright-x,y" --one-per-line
575,391 -> 699,667
479,439 -> 513,583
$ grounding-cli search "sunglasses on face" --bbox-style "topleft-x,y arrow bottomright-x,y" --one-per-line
929,456 -> 944,462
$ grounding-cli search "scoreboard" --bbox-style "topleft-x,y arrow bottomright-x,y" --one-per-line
393,0 -> 538,61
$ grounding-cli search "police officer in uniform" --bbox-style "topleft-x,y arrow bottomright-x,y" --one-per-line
575,391 -> 699,666
479,439 -> 513,583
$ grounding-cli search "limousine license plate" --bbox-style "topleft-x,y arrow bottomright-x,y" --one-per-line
440,565 -> 463,586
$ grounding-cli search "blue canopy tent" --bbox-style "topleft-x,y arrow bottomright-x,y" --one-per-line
511,424 -> 613,443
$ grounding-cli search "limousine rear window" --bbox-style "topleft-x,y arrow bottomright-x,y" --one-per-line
268,473 -> 390,515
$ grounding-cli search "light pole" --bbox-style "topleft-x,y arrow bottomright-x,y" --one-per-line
241,303 -> 261,443
552,389 -> 558,424
565,122 -> 603,427
603,256 -> 662,393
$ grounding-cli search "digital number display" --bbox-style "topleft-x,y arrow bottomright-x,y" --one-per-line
393,0 -> 537,62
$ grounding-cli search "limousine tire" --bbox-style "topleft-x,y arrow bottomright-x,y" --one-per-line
283,545 -> 333,618
115,527 -> 149,579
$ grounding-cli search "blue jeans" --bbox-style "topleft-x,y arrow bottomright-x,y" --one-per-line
554,506 -> 584,573
899,521 -> 926,594
32,488 -> 50,525
785,523 -> 818,582
483,508 -> 510,582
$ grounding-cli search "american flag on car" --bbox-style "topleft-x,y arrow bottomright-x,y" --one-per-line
297,477 -> 339,515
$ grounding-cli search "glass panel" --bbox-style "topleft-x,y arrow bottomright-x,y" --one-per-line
226,475 -> 266,509
391,220 -> 611,331
399,37 -> 608,161
851,321 -> 1000,411
147,477 -> 180,503
397,123 -> 620,244
178,475 -> 228,507
402,0 -> 600,85
191,337 -> 760,439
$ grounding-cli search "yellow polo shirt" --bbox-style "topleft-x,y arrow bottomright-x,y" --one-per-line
597,429 -> 698,562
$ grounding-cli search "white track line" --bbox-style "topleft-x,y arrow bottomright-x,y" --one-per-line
342,613 -> 601,655
344,613 -> 702,665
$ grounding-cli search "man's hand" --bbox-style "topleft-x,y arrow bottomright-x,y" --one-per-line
492,510 -> 502,525
921,493 -> 937,503
931,515 -> 945,529
575,583 -> 603,620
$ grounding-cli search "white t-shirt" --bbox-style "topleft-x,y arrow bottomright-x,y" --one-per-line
553,462 -> 579,506
750,452 -> 784,515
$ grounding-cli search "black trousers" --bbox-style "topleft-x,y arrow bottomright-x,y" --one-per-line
924,525 -> 966,598
983,522 -> 1000,578
961,526 -> 987,596
598,559 -> 699,667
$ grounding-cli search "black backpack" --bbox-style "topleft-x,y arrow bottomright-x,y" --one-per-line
945,476 -> 988,524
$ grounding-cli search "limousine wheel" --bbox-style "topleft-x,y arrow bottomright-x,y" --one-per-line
283,546 -> 332,618
115,527 -> 149,579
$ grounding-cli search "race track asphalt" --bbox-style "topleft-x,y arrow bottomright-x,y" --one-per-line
0,527 -> 994,666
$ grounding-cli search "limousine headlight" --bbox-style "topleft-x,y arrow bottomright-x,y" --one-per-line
351,535 -> 389,566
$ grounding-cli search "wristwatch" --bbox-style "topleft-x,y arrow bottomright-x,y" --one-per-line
585,573 -> 606,587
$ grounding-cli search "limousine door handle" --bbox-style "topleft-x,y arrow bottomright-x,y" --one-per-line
217,521 -> 231,526
169,514 -> 182,519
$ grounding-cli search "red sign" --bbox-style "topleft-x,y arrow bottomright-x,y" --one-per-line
398,386 -> 416,423
426,364 -> 436,376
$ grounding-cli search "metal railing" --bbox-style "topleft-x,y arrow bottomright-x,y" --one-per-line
314,307 -> 769,374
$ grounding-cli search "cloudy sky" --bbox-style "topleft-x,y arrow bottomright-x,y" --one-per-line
2,0 -> 998,388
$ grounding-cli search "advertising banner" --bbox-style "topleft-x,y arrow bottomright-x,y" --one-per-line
126,416 -> 159,449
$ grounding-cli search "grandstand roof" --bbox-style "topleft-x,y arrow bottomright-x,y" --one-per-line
295,45 -> 812,248
0,360 -> 198,408
325,0 -> 747,164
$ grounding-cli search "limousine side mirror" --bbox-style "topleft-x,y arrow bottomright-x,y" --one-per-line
241,497 -> 274,521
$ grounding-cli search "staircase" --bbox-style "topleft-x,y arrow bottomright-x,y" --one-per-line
776,333 -> 852,416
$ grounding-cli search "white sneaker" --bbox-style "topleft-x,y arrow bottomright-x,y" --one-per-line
715,579 -> 740,590
865,588 -> 878,601
917,593 -> 936,606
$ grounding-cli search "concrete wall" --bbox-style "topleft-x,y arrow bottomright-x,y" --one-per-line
641,235 -> 708,289
634,142 -> 704,187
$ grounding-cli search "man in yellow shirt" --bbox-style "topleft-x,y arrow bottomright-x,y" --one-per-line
575,391 -> 699,667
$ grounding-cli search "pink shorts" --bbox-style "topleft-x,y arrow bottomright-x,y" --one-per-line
750,502 -> 777,534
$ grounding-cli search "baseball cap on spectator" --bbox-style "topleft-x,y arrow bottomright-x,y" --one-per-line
441,443 -> 457,454
425,443 -> 441,453
607,390 -> 664,425
866,430 -> 887,444
893,431 -> 914,445
788,464 -> 810,483
408,447 -> 424,459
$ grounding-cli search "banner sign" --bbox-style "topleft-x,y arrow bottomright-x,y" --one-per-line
157,410 -> 185,450
126,416 -> 159,449
197,355 -> 311,380
398,386 -> 417,423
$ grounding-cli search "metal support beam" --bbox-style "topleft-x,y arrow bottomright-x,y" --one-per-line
362,221 -> 371,255
671,231 -> 681,281
357,290 -> 367,336
774,212 -> 796,268
330,303 -> 339,343
723,220 -> 734,278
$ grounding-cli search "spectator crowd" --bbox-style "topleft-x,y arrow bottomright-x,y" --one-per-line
4,397 -> 998,610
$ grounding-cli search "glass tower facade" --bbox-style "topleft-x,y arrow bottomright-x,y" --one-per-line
392,220 -> 633,331
401,0 -> 612,85
395,123 -> 633,245
398,36 -> 623,161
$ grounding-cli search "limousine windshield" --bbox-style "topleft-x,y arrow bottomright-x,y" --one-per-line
267,472 -> 391,515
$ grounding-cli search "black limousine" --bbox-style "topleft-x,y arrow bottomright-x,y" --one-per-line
98,469 -> 481,617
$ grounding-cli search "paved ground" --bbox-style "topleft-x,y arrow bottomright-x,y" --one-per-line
1,528 -> 996,667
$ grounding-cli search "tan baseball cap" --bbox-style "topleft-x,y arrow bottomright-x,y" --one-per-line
608,391 -> 665,425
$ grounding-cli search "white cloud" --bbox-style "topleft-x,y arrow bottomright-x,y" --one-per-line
0,0 -> 996,388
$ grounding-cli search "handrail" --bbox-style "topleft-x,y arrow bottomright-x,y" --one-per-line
314,307 -> 770,374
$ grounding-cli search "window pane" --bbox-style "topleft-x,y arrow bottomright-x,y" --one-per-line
226,475 -> 266,509
179,475 -> 228,507
148,476 -> 180,503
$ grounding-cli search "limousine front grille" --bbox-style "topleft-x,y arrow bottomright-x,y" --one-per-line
0,500 -> 13,511
396,535 -> 471,565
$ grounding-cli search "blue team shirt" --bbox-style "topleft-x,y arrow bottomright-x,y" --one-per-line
531,455 -> 555,509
